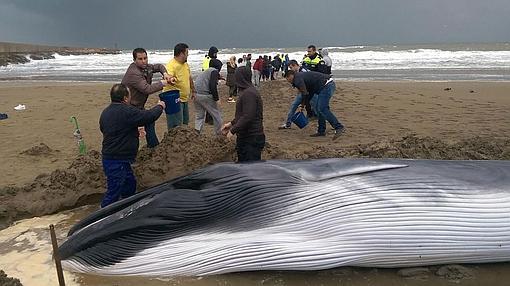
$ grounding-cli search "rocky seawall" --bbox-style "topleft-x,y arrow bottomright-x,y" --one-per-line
0,42 -> 119,66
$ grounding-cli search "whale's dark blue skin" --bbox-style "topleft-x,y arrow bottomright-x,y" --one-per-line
59,159 -> 510,277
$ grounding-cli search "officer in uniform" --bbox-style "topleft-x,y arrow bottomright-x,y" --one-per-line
302,45 -> 327,74
202,46 -> 219,71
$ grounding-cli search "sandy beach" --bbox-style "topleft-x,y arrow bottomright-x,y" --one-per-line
1,80 -> 509,187
1,79 -> 510,285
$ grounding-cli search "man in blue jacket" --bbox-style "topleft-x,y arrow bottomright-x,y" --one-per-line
99,83 -> 165,207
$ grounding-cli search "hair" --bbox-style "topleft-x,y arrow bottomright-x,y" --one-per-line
229,56 -> 237,68
174,43 -> 189,57
237,58 -> 243,64
132,48 -> 147,60
110,83 -> 129,102
289,59 -> 299,66
307,45 -> 316,51
284,69 -> 296,78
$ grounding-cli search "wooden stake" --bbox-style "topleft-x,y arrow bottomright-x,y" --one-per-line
49,224 -> 66,286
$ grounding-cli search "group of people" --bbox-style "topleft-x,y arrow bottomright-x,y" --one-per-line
99,44 -> 265,208
98,43 -> 342,208
279,44 -> 343,139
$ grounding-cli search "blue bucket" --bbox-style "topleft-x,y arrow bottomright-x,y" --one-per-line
291,111 -> 308,129
159,90 -> 181,114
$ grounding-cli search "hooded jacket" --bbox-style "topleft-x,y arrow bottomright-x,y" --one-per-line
230,66 -> 264,138
320,48 -> 332,75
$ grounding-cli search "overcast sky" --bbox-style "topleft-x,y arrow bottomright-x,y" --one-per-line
1,0 -> 509,49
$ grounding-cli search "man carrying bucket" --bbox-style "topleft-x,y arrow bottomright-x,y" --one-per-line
163,43 -> 196,129
284,70 -> 345,140
122,48 -> 175,148
278,60 -> 317,130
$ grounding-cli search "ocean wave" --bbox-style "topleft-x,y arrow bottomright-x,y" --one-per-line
2,45 -> 510,81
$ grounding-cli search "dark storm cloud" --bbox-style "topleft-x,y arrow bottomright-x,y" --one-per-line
1,0 -> 509,49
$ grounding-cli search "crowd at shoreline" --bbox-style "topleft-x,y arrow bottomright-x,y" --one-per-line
96,42 -> 343,207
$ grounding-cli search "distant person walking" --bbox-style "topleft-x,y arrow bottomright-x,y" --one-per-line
121,48 -> 174,148
99,83 -> 165,208
284,70 -> 345,139
194,59 -> 224,135
252,56 -> 263,87
163,43 -> 196,129
226,56 -> 238,103
221,66 -> 265,162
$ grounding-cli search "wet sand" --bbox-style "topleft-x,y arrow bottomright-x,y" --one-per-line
0,80 -> 510,285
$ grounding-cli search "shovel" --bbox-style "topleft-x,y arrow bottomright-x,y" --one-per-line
70,116 -> 87,155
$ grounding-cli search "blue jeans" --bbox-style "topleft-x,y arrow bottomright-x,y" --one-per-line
101,159 -> 136,208
286,94 -> 317,126
166,102 -> 189,130
314,82 -> 344,134
144,121 -> 159,148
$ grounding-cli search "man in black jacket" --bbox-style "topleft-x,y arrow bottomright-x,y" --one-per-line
285,70 -> 345,140
99,83 -> 165,208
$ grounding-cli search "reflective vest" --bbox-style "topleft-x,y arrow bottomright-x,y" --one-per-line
202,56 -> 211,71
302,53 -> 323,71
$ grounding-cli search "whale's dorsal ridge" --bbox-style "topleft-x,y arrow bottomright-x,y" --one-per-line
267,159 -> 408,181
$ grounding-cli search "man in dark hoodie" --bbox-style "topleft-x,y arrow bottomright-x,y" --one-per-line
221,66 -> 265,162
99,83 -> 165,207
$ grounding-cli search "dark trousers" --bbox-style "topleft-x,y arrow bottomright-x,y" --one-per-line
228,85 -> 238,98
101,159 -> 136,208
236,135 -> 266,162
144,121 -> 159,148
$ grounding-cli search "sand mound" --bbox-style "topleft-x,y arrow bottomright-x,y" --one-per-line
1,131 -> 509,229
0,270 -> 22,286
19,143 -> 57,156
328,135 -> 510,160
135,127 -> 235,187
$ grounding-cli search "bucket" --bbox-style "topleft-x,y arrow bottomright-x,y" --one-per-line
291,111 -> 308,129
159,90 -> 181,114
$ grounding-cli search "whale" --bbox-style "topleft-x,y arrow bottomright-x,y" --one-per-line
58,158 -> 510,277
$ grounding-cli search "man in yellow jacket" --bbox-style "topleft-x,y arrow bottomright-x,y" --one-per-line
163,43 -> 196,129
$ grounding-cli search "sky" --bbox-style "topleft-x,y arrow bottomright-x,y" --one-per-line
1,0 -> 510,49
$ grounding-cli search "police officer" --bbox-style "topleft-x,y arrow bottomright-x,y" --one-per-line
302,45 -> 327,74
202,46 -> 219,71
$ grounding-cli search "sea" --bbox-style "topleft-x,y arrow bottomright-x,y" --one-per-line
1,43 -> 510,82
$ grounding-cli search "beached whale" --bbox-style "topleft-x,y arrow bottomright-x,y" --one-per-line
59,159 -> 510,277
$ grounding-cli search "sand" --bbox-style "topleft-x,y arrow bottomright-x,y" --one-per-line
0,79 -> 509,285
1,80 -> 510,225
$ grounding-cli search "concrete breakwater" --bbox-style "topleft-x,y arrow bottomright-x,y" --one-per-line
0,42 -> 119,66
